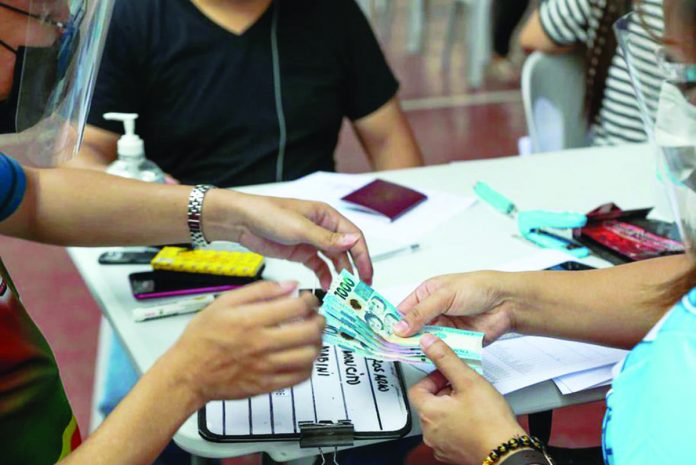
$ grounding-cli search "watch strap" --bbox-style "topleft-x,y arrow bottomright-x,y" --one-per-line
187,184 -> 215,248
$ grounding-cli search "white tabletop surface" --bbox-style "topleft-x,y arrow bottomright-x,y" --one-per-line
68,143 -> 659,460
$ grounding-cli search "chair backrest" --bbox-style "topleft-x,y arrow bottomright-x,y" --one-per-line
521,51 -> 589,154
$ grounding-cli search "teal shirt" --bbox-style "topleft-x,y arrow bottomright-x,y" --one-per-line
602,288 -> 696,464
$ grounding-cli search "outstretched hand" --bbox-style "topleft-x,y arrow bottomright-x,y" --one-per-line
394,272 -> 514,344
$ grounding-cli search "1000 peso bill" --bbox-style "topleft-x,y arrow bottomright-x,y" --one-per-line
320,270 -> 483,371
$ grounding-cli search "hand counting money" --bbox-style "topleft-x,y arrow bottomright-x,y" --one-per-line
320,270 -> 484,372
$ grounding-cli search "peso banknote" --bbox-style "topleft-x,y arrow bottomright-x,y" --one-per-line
320,270 -> 483,371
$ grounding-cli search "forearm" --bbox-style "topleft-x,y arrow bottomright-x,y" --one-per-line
366,124 -> 423,171
59,352 -> 200,465
502,254 -> 691,348
63,125 -> 119,171
354,98 -> 424,171
0,167 -> 242,246
65,143 -> 112,171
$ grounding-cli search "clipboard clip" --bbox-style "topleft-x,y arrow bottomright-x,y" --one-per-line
298,420 -> 355,448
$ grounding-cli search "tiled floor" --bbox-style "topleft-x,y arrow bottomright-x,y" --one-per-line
0,2 -> 604,464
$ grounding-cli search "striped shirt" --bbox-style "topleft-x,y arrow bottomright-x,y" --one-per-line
539,0 -> 664,146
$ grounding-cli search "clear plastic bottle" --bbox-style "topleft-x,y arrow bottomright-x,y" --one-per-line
104,112 -> 165,184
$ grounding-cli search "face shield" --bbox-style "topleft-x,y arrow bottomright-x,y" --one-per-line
615,9 -> 696,252
0,0 -> 114,167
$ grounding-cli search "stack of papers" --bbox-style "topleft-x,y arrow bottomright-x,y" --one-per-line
553,365 -> 615,395
484,334 -> 624,395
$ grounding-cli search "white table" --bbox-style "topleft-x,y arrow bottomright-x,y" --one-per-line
68,143 -> 659,462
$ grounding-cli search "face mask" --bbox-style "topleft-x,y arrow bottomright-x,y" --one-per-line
0,39 -> 63,134
0,38 -> 23,134
0,0 -> 80,128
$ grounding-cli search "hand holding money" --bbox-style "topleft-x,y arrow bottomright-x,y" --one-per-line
319,270 -> 484,372
394,272 -> 515,345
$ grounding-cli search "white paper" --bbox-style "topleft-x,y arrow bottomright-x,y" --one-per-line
552,364 -> 616,395
484,337 -> 626,394
261,172 -> 476,246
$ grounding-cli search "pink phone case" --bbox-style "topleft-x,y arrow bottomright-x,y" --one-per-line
134,284 -> 244,300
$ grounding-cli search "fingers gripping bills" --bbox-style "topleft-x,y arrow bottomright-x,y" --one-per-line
321,270 -> 484,372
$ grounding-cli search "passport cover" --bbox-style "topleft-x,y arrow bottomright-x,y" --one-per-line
341,179 -> 428,221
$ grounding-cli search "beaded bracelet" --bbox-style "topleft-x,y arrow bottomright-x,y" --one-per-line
482,435 -> 546,465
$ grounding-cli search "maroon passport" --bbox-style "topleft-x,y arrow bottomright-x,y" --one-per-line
341,179 -> 428,221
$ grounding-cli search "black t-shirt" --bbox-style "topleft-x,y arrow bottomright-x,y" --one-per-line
88,0 -> 399,187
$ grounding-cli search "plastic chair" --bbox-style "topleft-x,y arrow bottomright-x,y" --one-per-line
442,0 -> 493,89
521,51 -> 590,154
406,0 -> 426,54
359,0 -> 427,54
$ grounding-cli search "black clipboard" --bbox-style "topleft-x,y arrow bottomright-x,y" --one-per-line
198,346 -> 412,447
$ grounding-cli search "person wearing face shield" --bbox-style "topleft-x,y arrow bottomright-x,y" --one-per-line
0,1 -> 376,463
386,2 -> 696,465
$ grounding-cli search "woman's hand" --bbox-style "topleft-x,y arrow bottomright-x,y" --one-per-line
163,281 -> 325,405
394,272 -> 515,344
206,191 -> 373,289
409,335 -> 526,465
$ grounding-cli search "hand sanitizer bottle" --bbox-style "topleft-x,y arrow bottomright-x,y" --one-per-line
104,112 -> 165,184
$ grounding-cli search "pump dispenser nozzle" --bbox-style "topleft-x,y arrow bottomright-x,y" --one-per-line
104,112 -> 144,158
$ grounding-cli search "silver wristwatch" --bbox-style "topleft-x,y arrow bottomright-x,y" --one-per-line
187,184 -> 216,248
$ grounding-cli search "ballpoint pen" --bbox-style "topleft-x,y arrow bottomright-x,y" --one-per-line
372,243 -> 420,262
473,181 -> 590,258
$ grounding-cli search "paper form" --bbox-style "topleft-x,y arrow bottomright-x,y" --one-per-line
483,336 -> 626,394
553,364 -> 616,395
203,346 -> 409,439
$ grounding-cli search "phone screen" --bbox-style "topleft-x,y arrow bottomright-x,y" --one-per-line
99,249 -> 159,265
546,261 -> 595,271
129,271 -> 259,300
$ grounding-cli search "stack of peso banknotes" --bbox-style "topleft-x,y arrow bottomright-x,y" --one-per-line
320,270 -> 484,373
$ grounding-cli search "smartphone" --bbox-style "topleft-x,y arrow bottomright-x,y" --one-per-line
546,261 -> 595,271
129,270 -> 261,300
99,249 -> 160,265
